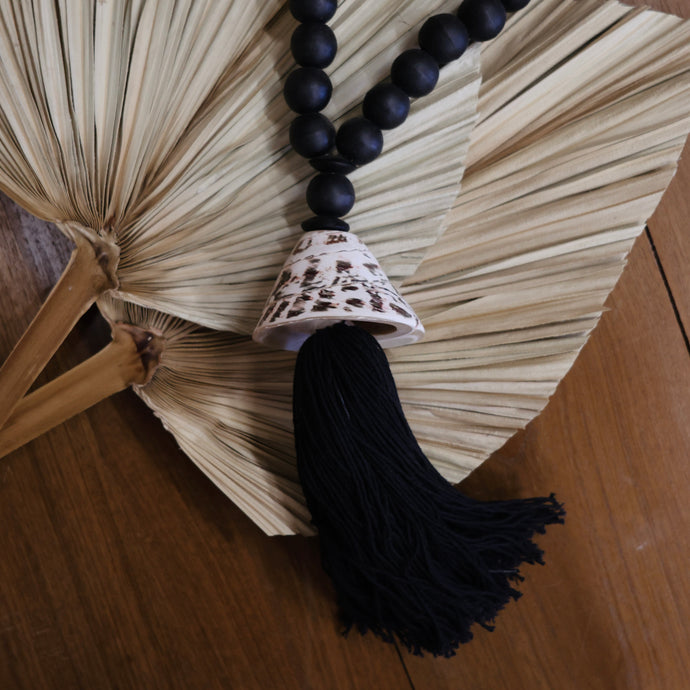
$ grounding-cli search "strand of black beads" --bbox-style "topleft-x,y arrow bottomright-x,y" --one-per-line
286,0 -> 353,231
285,0 -> 532,232
287,0 -> 338,159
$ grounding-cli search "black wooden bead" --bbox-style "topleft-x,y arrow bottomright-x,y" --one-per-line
291,23 -> 337,68
290,113 -> 335,158
284,67 -> 332,114
289,0 -> 337,23
501,0 -> 530,10
391,49 -> 439,98
336,117 -> 384,166
310,155 -> 357,174
302,216 -> 350,232
458,0 -> 507,42
362,83 -> 410,130
418,14 -> 469,66
306,173 -> 355,216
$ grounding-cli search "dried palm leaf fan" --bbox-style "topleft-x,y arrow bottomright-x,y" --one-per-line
396,0 -> 690,476
3,0 -> 690,653
0,0 -> 480,520
0,0 -> 476,428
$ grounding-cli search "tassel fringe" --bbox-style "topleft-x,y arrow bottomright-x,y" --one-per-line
294,323 -> 564,657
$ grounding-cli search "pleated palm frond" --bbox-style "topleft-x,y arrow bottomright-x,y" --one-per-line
395,0 -> 690,480
96,294 -> 304,535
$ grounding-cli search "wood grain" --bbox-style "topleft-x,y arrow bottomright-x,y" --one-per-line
1,0 -> 690,688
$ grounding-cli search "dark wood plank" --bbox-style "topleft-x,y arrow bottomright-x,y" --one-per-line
402,232 -> 690,688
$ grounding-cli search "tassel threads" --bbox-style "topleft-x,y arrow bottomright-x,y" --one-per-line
293,323 -> 564,657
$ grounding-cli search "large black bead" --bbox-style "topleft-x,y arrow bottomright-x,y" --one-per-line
290,113 -> 335,158
458,0 -> 507,42
362,83 -> 410,130
306,173 -> 355,217
291,23 -> 337,68
289,0 -> 337,23
501,0 -> 531,10
284,67 -> 332,114
418,14 -> 469,66
336,117 -> 384,166
391,49 -> 439,98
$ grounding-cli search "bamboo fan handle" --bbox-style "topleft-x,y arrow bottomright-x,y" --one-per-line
0,323 -> 164,458
0,233 -> 119,429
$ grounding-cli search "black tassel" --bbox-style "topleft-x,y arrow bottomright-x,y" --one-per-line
293,322 -> 564,657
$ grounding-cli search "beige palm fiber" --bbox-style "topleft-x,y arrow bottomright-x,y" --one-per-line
0,0 -> 480,426
2,0 -> 689,536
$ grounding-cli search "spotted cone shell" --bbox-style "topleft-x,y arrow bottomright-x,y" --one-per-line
253,230 -> 424,351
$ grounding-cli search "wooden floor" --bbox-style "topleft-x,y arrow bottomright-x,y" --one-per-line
1,2 -> 689,688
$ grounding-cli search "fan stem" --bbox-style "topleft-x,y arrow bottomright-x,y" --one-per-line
0,322 -> 163,458
0,233 -> 120,429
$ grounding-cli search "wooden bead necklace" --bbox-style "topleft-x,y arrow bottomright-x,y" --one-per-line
253,0 -> 565,659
